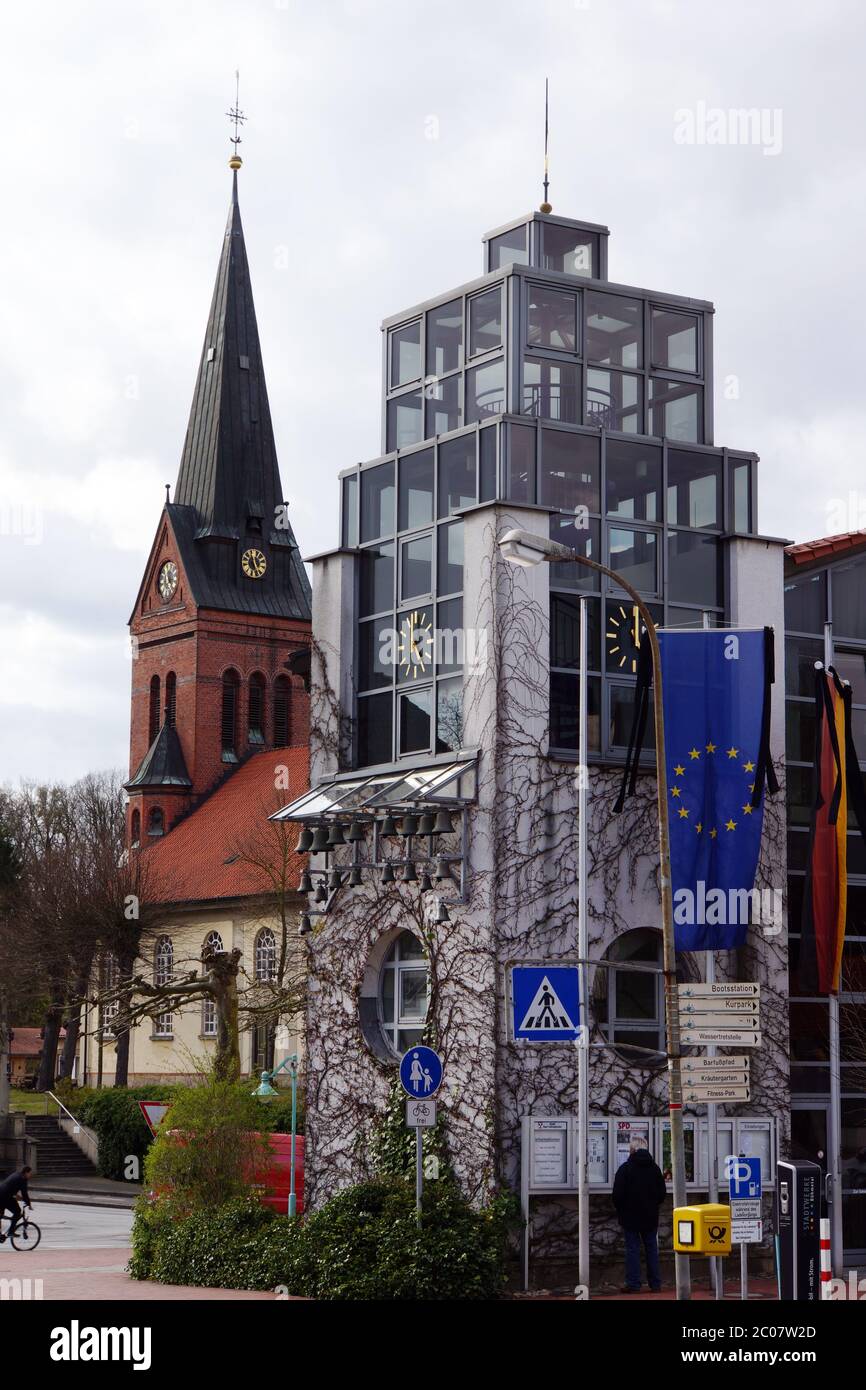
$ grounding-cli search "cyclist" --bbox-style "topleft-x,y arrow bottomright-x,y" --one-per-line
0,1165 -> 33,1243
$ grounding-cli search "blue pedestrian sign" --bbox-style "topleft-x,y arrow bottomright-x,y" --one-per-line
727,1155 -> 762,1200
511,966 -> 581,1041
399,1045 -> 443,1098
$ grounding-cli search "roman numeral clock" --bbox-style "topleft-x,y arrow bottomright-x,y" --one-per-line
241,548 -> 267,579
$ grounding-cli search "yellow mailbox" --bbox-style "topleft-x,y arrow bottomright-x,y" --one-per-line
673,1203 -> 731,1255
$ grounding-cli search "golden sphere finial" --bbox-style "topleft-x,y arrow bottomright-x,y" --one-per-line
229,154 -> 242,171
540,201 -> 552,214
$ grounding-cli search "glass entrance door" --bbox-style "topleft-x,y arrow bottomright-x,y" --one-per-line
841,1098 -> 866,1266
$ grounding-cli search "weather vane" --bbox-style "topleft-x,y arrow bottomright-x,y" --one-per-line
540,78 -> 552,213
226,69 -> 246,170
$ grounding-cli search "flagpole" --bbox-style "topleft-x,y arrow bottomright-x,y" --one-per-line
823,627 -> 844,1278
577,595 -> 590,1293
497,528 -> 692,1301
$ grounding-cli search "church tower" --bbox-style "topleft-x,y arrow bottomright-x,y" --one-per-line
126,159 -> 311,846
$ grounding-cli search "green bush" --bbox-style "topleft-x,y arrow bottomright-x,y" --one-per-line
129,1196 -> 306,1289
144,1077 -> 273,1216
76,1085 -> 179,1181
130,1176 -> 520,1299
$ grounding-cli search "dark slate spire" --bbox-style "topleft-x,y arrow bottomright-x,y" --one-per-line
126,719 -> 192,791
170,171 -> 311,620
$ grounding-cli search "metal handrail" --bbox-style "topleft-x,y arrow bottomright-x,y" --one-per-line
45,1090 -> 85,1129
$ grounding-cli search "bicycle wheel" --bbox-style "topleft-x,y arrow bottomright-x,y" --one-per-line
11,1219 -> 41,1251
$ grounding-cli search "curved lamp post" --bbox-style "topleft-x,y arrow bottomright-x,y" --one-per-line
253,1052 -> 299,1218
498,526 -> 691,1303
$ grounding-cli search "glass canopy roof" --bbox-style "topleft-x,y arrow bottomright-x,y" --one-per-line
269,757 -> 477,824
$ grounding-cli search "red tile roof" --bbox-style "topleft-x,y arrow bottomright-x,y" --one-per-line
142,746 -> 309,906
786,530 -> 866,567
10,1027 -> 65,1058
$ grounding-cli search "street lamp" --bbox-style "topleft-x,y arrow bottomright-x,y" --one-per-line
498,526 -> 691,1303
252,1052 -> 300,1218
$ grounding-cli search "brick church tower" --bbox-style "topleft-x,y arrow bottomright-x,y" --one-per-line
126,165 -> 312,846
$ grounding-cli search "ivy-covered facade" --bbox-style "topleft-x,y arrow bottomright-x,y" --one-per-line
285,206 -> 791,1276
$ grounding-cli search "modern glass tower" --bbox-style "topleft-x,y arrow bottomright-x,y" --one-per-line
337,208 -> 759,770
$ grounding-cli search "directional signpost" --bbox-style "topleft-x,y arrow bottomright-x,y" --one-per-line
679,982 -> 762,1049
400,1045 -> 443,1222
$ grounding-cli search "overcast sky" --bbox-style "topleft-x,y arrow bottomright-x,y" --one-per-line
2,0 -> 864,785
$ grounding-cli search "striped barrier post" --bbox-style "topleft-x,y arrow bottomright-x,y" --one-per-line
820,1218 -> 832,1299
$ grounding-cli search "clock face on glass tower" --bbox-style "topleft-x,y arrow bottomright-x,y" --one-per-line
606,602 -> 645,673
398,609 -> 434,679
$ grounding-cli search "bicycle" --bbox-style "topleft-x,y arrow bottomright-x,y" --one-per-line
0,1206 -> 41,1251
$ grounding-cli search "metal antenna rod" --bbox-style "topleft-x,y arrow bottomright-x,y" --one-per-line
540,78 -> 552,213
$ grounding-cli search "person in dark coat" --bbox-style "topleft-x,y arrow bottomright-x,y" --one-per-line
0,1167 -> 33,1242
612,1138 -> 667,1292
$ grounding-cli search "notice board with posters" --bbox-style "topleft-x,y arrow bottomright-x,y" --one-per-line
521,1114 -> 777,1195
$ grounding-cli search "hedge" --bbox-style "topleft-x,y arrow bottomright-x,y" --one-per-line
130,1178 -> 520,1299
59,1082 -> 301,1182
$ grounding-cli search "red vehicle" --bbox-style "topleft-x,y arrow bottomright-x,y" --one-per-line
253,1133 -> 305,1215
155,1130 -> 305,1215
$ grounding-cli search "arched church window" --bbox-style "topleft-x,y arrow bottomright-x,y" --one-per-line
221,669 -> 240,762
147,806 -> 164,837
130,810 -> 140,847
248,673 -> 266,745
149,675 -> 161,744
255,927 -> 277,981
379,930 -> 428,1056
273,675 -> 290,746
154,935 -> 174,1038
165,672 -> 177,729
202,931 -> 224,1037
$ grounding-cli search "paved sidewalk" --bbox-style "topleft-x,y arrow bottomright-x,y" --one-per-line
0,1246 -> 283,1300
31,1174 -> 141,1208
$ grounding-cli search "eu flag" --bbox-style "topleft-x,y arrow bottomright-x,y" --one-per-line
615,626 -> 779,950
659,629 -> 777,951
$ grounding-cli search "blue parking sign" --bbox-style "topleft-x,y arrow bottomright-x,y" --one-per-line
727,1155 -> 762,1200
399,1045 -> 443,1098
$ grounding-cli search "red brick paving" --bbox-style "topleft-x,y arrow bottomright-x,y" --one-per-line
0,1245 -> 289,1301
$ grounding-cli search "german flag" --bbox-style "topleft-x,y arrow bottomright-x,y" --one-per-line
800,666 -> 866,994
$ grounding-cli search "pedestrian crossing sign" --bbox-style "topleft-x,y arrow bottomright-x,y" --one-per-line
511,966 -> 581,1041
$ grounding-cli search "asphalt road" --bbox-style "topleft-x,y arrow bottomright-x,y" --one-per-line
0,1202 -> 280,1300
19,1201 -> 134,1250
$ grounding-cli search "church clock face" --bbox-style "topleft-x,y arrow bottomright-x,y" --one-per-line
398,609 -> 433,680
157,560 -> 178,602
241,548 -> 267,580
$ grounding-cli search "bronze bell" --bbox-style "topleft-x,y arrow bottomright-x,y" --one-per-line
298,870 -> 313,893
294,826 -> 314,853
417,813 -> 436,836
310,825 -> 330,853
432,810 -> 453,835
399,814 -> 418,837
402,860 -> 417,883
348,865 -> 363,887
381,862 -> 395,884
380,814 -> 397,836
346,820 -> 364,844
327,822 -> 346,847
